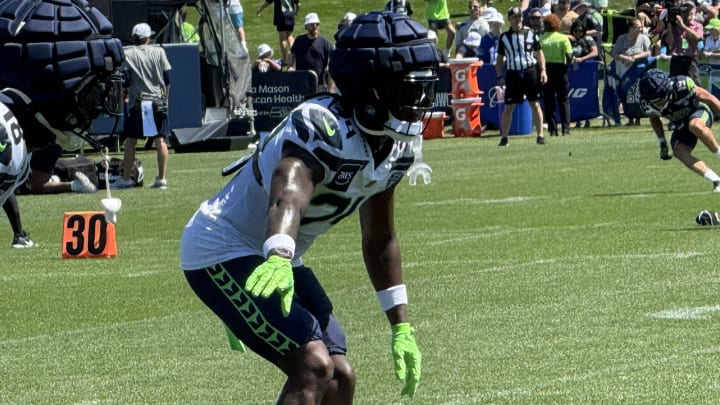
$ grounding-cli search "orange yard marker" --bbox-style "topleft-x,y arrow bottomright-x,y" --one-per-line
61,211 -> 117,258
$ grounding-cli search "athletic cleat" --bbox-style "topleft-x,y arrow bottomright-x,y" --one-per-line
151,177 -> 168,189
12,231 -> 35,248
498,137 -> 508,147
660,144 -> 672,160
536,136 -> 546,145
71,172 -> 97,193
714,181 -> 720,193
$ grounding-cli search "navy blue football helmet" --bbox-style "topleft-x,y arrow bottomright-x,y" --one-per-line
330,11 -> 443,141
0,0 -> 124,150
638,68 -> 671,115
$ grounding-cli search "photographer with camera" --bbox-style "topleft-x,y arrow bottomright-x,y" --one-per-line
662,1 -> 703,80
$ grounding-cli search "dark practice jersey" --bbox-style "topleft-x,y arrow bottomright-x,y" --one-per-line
658,76 -> 705,128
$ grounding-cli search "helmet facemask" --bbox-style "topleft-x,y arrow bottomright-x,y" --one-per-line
643,94 -> 670,116
357,69 -> 437,142
74,70 -> 125,119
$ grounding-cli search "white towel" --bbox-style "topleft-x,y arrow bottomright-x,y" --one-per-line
141,100 -> 158,137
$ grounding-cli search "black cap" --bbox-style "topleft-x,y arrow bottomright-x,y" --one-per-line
507,7 -> 522,17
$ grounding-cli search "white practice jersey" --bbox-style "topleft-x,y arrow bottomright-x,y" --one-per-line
0,100 -> 30,206
181,95 -> 416,270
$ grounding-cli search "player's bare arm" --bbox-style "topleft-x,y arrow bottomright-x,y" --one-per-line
359,186 -> 407,324
266,154 -> 320,241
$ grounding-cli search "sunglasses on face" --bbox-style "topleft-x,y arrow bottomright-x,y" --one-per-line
531,15 -> 542,19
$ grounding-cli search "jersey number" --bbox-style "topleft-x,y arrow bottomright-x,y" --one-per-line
2,107 -> 23,145
301,194 -> 364,225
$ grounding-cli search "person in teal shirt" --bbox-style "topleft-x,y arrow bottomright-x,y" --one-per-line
425,0 -> 455,56
540,13 -> 573,136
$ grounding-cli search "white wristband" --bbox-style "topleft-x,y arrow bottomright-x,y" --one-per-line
262,233 -> 295,259
376,284 -> 408,312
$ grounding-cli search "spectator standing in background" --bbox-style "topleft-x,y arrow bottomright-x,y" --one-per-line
663,2 -> 703,81
612,18 -> 651,126
477,10 -> 504,66
571,0 -> 603,40
554,0 -> 577,34
612,18 -> 651,79
495,7 -> 547,146
456,31 -> 481,58
254,43 -> 282,72
181,10 -> 199,43
588,0 -> 607,14
702,18 -> 720,63
256,0 -> 300,67
540,14 -> 573,136
337,12 -> 356,31
227,0 -> 247,52
115,23 -> 172,190
526,8 -> 545,34
385,0 -> 414,16
521,0 -> 551,21
287,13 -> 334,92
569,19 -> 599,128
425,0 -> 456,57
454,0 -> 489,58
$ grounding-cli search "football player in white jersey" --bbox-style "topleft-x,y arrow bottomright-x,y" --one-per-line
0,94 -> 32,247
181,10 -> 443,403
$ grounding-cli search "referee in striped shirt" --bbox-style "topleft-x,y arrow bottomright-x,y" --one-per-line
495,7 -> 547,146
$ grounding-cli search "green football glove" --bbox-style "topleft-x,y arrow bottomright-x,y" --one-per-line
244,255 -> 294,317
391,322 -> 422,398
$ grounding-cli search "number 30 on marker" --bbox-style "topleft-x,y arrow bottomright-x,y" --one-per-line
62,212 -> 117,258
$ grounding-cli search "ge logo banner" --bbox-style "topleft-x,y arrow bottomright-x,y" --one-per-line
568,88 -> 588,98
486,88 -> 588,108
488,86 -> 501,108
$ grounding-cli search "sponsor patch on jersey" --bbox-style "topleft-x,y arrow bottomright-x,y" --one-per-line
328,163 -> 363,191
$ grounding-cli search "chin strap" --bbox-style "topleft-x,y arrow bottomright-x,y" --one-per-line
353,109 -> 432,186
383,112 -> 424,142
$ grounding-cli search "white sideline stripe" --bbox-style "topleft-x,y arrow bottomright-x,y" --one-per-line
436,346 -> 720,404
647,305 -> 720,319
403,251 -> 704,270
0,311 -> 204,347
0,269 -> 167,282
417,223 -> 621,246
172,168 -> 218,174
415,196 -> 540,206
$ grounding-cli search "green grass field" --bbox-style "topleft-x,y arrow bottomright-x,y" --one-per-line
3,123 -> 720,403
